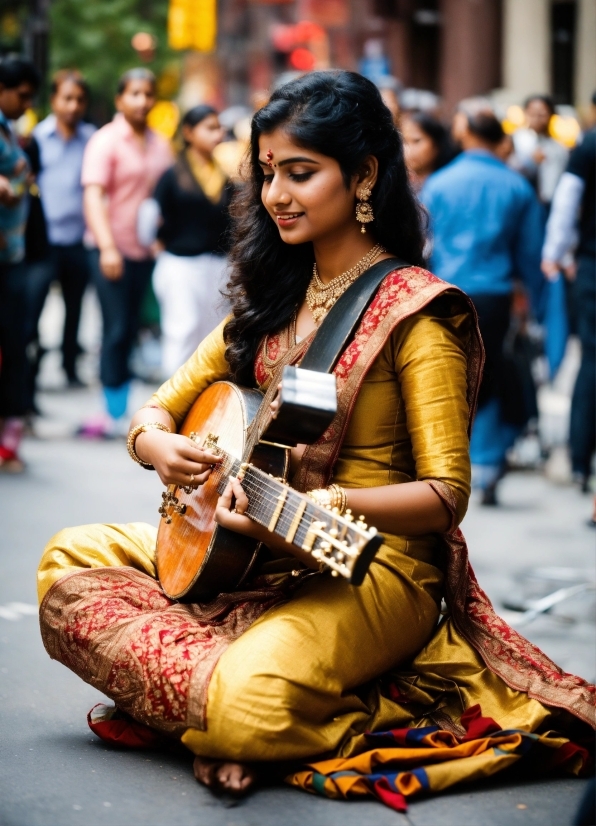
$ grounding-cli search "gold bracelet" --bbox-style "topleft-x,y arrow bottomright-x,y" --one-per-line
307,484 -> 348,515
127,422 -> 171,470
327,483 -> 348,515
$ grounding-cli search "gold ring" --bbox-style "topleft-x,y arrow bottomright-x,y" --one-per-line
231,507 -> 238,514
189,474 -> 195,484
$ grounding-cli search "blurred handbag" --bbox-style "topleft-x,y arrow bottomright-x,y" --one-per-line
22,135 -> 49,262
543,273 -> 569,379
499,320 -> 538,428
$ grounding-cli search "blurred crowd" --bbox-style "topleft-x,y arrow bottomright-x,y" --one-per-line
0,55 -> 594,513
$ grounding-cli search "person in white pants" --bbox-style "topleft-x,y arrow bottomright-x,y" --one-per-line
150,105 -> 233,378
153,250 -> 228,377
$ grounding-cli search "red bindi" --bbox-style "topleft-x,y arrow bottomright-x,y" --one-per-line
266,148 -> 274,168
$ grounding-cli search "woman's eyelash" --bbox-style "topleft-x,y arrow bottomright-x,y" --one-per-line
261,171 -> 314,184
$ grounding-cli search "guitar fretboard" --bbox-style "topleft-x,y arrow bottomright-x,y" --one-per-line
209,448 -> 358,554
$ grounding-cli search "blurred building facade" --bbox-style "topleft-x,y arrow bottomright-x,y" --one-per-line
202,0 -> 596,114
1,0 -> 594,121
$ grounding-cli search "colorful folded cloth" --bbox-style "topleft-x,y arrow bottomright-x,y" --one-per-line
286,705 -> 592,813
87,702 -> 591,812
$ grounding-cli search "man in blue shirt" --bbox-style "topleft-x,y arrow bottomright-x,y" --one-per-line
0,56 -> 40,472
28,70 -> 95,388
422,101 -> 544,504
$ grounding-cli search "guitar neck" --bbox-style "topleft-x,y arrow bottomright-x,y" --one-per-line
209,448 -> 380,582
213,452 -> 323,545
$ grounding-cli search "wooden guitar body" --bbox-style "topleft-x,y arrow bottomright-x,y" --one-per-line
156,374 -> 383,603
156,382 -> 288,602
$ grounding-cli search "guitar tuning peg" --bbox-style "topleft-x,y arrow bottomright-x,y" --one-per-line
331,571 -> 339,577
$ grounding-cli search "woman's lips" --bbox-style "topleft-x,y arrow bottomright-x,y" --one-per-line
276,212 -> 304,227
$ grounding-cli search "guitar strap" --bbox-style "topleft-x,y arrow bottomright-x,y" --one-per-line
299,257 -> 407,374
246,258 -> 408,455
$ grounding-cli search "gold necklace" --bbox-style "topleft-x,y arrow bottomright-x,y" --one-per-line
306,243 -> 386,323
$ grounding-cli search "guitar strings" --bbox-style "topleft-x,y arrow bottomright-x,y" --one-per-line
211,460 -> 357,538
183,447 -> 362,542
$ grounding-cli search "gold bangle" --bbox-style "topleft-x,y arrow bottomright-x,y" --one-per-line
306,484 -> 347,515
127,422 -> 171,470
328,483 -> 348,515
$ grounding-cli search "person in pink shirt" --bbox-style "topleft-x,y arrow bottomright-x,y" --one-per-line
80,68 -> 172,436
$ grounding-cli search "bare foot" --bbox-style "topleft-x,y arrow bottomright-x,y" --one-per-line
193,755 -> 257,795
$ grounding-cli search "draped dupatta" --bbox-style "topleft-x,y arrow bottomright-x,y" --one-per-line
255,265 -> 595,729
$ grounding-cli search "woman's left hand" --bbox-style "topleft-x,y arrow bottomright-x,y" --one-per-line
215,476 -> 261,538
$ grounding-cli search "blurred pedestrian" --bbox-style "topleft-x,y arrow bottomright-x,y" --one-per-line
542,93 -> 596,491
0,56 -> 40,472
80,68 -> 172,437
27,70 -> 95,394
510,95 -> 568,211
422,99 -> 544,504
152,105 -> 232,377
401,110 -> 457,192
375,76 -> 402,127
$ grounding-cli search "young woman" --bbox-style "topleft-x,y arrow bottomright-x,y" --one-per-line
152,105 -> 232,378
80,68 -> 172,437
38,73 -> 593,800
401,110 -> 456,191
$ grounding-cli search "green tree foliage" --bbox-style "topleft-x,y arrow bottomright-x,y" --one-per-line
0,4 -> 27,57
49,0 -> 179,122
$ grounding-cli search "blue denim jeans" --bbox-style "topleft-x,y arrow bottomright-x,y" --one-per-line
569,255 -> 596,476
26,242 -> 90,379
0,261 -> 28,417
89,251 -> 154,388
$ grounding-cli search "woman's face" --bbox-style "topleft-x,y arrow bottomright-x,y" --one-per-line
402,117 -> 438,177
115,79 -> 155,129
258,129 -> 359,246
185,114 -> 224,156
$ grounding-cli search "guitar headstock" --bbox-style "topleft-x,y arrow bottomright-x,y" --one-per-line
301,508 -> 383,585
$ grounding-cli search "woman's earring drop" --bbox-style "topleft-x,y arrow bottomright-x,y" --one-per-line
356,185 -> 374,233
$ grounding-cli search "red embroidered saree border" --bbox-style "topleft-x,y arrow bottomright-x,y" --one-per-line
261,265 -> 595,729
39,566 -> 295,734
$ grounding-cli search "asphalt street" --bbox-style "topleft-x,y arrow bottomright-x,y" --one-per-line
0,309 -> 594,825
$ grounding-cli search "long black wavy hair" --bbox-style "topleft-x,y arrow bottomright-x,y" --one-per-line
223,70 -> 426,383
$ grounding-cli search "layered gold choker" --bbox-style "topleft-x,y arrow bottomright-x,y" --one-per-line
306,244 -> 386,323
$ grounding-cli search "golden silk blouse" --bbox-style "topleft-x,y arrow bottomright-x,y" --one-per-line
149,304 -> 472,561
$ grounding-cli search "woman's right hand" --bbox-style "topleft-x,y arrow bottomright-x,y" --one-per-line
135,429 -> 222,488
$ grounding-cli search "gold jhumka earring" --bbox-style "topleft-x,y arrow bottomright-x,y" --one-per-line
355,184 -> 374,233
